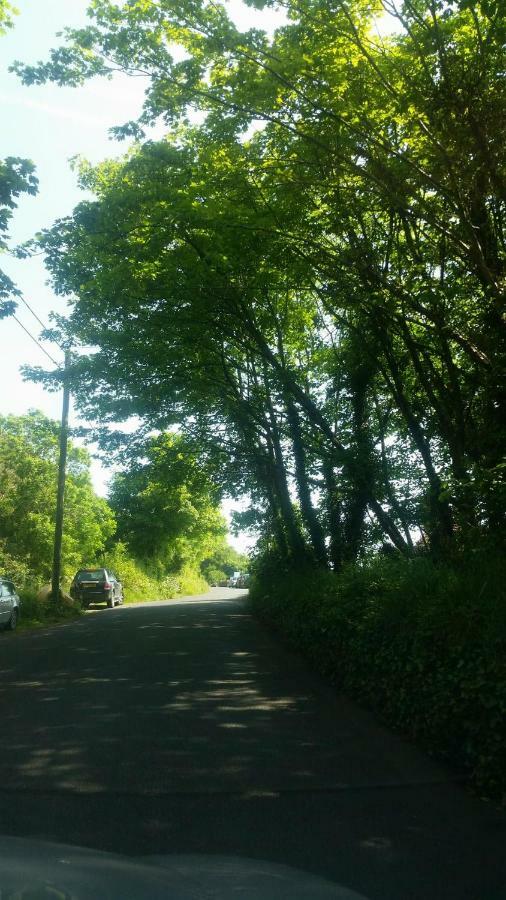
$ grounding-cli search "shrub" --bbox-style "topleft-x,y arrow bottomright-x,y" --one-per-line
177,565 -> 209,597
96,544 -> 210,602
99,545 -> 160,601
249,545 -> 506,799
0,541 -> 33,589
18,586 -> 82,629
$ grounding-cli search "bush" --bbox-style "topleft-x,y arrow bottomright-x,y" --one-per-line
249,545 -> 506,800
0,541 -> 34,590
96,544 -> 210,602
202,565 -> 227,586
18,586 -> 82,629
177,565 -> 209,597
99,544 -> 161,601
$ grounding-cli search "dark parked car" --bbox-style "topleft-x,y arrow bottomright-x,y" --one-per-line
0,577 -> 21,631
235,574 -> 250,589
70,568 -> 124,609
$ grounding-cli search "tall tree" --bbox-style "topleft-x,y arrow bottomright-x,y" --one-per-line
16,0 -> 506,558
108,433 -> 228,576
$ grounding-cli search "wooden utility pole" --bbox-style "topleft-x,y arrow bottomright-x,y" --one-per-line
51,349 -> 71,602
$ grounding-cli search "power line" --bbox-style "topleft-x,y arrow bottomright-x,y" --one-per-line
17,295 -> 50,333
11,314 -> 60,367
17,295 -> 67,355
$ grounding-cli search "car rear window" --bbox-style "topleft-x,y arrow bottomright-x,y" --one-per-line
76,570 -> 105,582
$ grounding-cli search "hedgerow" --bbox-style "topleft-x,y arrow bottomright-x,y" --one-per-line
250,547 -> 506,800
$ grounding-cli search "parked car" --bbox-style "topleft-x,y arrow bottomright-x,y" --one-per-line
0,577 -> 21,631
70,568 -> 124,609
227,573 -> 250,588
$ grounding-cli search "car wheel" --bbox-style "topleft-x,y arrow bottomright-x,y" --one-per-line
7,608 -> 18,631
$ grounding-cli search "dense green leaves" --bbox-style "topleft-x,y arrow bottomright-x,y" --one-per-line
109,432 -> 228,576
0,412 -> 236,598
16,0 -> 506,561
0,412 -> 115,583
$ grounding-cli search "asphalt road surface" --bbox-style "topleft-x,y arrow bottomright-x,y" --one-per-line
0,588 -> 504,899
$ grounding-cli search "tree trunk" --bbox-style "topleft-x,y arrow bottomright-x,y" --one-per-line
264,395 -> 307,560
285,395 -> 328,566
379,340 -> 454,551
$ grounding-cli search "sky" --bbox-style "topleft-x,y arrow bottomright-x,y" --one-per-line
0,1 -> 150,427
0,0 -> 286,552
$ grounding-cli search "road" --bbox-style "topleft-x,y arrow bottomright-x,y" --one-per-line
0,588 -> 504,898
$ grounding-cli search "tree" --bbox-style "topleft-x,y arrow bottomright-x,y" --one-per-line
108,432 -> 229,578
15,0 -> 506,561
201,543 -> 249,585
0,411 -> 115,584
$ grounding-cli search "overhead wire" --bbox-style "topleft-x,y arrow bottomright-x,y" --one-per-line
17,294 -> 67,354
11,314 -> 60,367
10,289 -> 68,363
17,295 -> 51,333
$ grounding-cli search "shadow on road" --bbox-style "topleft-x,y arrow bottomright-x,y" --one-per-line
0,592 -> 504,900
2,595 -> 345,797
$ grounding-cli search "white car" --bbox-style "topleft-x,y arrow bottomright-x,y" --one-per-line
0,578 -> 21,631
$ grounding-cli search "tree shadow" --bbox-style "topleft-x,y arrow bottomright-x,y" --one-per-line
0,598 -> 504,900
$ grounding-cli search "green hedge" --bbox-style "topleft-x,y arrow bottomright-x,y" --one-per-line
250,548 -> 506,800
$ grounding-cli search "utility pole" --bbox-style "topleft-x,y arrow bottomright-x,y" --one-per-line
51,349 -> 71,602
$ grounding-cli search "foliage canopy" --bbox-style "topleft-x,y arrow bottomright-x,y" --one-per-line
15,0 -> 506,563
0,411 -> 115,584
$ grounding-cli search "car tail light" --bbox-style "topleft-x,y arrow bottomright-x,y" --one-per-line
104,582 -> 112,590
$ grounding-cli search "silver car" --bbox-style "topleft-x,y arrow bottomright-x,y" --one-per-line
0,578 -> 21,631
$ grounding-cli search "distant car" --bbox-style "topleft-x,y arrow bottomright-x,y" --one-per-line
0,577 -> 21,631
70,568 -> 124,609
227,574 -> 249,588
